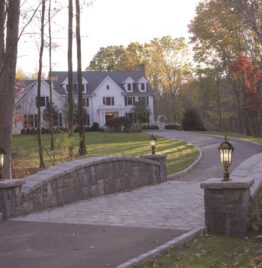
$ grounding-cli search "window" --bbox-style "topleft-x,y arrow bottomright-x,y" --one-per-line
106,85 -> 110,90
103,97 -> 114,106
36,96 -> 49,107
84,113 -> 90,126
125,113 -> 136,124
141,83 -> 146,91
66,84 -> 86,93
125,96 -> 135,106
138,96 -> 149,105
127,83 -> 132,91
24,114 -> 38,128
83,98 -> 89,107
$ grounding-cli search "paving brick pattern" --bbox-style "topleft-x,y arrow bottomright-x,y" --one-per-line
13,181 -> 204,230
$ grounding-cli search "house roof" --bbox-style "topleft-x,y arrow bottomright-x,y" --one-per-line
49,71 -> 155,96
15,79 -> 51,106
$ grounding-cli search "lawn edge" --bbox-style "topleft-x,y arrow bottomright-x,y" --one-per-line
143,131 -> 202,179
167,143 -> 202,180
116,226 -> 207,268
190,131 -> 262,146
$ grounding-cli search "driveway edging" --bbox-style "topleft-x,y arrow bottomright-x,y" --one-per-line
117,226 -> 207,268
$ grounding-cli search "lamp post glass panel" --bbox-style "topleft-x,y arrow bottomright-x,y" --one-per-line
150,135 -> 157,155
218,136 -> 234,181
0,148 -> 5,180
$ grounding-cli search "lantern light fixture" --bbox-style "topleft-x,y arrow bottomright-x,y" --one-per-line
149,135 -> 157,155
0,148 -> 5,180
218,136 -> 234,181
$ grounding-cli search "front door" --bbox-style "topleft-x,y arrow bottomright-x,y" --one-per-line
105,112 -> 119,125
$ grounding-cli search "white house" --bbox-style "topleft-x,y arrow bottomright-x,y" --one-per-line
13,67 -> 155,134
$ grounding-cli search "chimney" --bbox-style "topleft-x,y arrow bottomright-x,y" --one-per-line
138,64 -> 145,73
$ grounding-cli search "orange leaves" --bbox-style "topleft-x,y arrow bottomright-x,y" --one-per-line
230,53 -> 262,93
230,53 -> 262,117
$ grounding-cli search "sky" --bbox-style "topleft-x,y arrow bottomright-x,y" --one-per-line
17,0 -> 202,76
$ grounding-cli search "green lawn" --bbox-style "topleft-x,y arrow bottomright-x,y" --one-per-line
11,132 -> 199,178
193,131 -> 262,144
135,233 -> 262,268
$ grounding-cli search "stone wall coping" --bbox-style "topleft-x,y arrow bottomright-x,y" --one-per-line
200,177 -> 254,190
140,154 -> 167,159
0,179 -> 25,189
21,156 -> 161,194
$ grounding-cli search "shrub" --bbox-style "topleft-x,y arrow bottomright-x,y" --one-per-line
91,122 -> 100,131
21,128 -> 26,135
182,108 -> 206,131
106,117 -> 132,132
141,125 -> 159,130
165,124 -> 181,130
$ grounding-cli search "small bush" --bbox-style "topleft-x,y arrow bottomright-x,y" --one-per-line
91,122 -> 100,131
141,125 -> 159,130
165,124 -> 180,130
182,108 -> 206,131
21,128 -> 26,135
106,117 -> 132,132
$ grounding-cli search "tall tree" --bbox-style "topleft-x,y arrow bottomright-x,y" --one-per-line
48,0 -> 54,150
36,0 -> 46,168
75,0 -> 87,155
87,45 -> 126,71
68,0 -> 74,159
0,0 -> 21,179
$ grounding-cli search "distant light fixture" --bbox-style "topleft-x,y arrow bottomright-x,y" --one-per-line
0,148 -> 5,180
150,135 -> 157,155
218,136 -> 234,181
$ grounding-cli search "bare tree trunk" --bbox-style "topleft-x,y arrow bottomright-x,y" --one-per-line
37,0 -> 46,168
75,0 -> 86,155
48,0 -> 54,150
0,0 -> 20,179
68,0 -> 74,159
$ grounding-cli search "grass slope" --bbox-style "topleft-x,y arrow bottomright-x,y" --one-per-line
135,233 -> 262,268
11,132 -> 199,178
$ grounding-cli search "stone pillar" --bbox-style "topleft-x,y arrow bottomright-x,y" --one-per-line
200,178 -> 254,238
141,154 -> 167,182
0,179 -> 25,220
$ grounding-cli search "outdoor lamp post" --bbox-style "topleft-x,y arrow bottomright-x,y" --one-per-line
0,148 -> 5,180
218,136 -> 234,181
150,135 -> 157,155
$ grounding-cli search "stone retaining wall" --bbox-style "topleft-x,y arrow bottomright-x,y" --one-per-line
0,155 -> 167,220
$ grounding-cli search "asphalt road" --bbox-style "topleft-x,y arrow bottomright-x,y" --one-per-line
151,130 -> 262,181
0,221 -> 185,268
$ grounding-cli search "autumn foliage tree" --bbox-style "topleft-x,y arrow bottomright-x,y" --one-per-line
230,54 -> 262,136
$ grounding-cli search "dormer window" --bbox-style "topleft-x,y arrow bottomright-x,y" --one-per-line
138,77 -> 148,92
63,77 -> 88,94
122,77 -> 134,92
127,83 -> 132,92
65,83 -> 87,94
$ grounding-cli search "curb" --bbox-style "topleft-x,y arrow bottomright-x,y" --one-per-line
117,226 -> 207,268
167,143 -> 202,180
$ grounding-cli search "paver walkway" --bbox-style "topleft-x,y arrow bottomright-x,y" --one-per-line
12,131 -> 261,231
13,181 -> 204,230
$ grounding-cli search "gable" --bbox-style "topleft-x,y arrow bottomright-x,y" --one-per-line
92,76 -> 125,96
